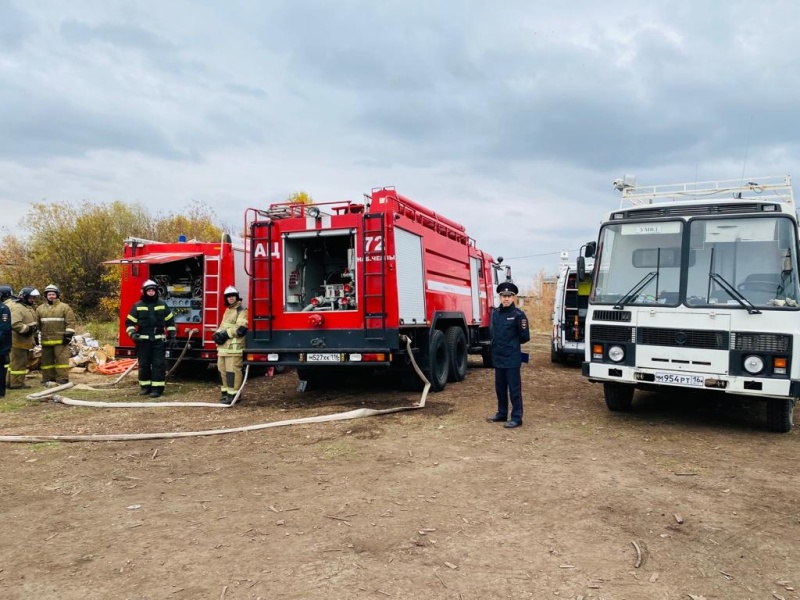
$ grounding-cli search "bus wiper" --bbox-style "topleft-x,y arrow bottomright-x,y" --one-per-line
709,272 -> 762,314
614,271 -> 657,309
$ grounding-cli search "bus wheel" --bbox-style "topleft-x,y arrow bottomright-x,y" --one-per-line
445,326 -> 468,382
423,329 -> 450,392
766,398 -> 794,433
604,382 -> 634,411
551,347 -> 562,363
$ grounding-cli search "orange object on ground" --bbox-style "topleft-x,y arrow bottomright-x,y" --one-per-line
95,358 -> 138,375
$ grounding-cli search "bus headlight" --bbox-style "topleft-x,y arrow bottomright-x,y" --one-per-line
743,355 -> 764,374
608,345 -> 625,363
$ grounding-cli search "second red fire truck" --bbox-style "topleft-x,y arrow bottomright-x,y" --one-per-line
243,187 -> 511,391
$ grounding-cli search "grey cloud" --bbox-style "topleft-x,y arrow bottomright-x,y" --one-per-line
0,0 -> 32,50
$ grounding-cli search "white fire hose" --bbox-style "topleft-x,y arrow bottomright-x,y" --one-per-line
0,335 -> 430,442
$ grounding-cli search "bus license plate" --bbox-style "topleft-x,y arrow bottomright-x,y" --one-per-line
654,372 -> 705,387
306,353 -> 340,362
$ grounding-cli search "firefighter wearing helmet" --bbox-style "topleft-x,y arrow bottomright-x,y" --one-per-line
8,287 -> 40,389
125,280 -> 176,397
0,291 -> 10,398
212,285 -> 248,405
36,283 -> 78,385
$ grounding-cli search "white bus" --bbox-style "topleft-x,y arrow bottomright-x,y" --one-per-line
582,176 -> 798,432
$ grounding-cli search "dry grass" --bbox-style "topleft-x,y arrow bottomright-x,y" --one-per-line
519,269 -> 557,333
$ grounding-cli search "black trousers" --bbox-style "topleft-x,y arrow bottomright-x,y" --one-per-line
494,367 -> 523,422
0,352 -> 7,397
136,341 -> 166,388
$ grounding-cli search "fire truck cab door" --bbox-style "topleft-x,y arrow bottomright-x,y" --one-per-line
470,257 -> 481,323
394,228 -> 426,323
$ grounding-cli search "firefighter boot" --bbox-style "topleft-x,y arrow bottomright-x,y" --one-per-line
150,388 -> 163,398
220,390 -> 228,403
139,386 -> 151,396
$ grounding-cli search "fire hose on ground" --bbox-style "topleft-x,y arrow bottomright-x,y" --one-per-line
0,335 -> 430,442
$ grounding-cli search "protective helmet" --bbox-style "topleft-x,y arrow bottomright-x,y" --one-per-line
19,287 -> 40,304
142,279 -> 158,293
0,284 -> 13,302
223,285 -> 240,300
44,283 -> 60,298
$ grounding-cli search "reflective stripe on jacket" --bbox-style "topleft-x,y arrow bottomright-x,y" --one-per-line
36,300 -> 77,346
216,302 -> 248,356
125,300 -> 176,340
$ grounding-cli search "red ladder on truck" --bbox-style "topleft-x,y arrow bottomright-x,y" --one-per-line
202,255 -> 221,344
362,212 -> 387,340
250,220 -> 274,341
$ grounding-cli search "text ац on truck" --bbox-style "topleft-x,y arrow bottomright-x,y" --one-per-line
242,187 -> 512,392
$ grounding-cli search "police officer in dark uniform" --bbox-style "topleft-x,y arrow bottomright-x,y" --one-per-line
487,281 -> 530,428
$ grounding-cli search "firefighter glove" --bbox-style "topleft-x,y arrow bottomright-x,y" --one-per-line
235,325 -> 248,337
131,332 -> 141,342
63,331 -> 74,344
212,330 -> 229,345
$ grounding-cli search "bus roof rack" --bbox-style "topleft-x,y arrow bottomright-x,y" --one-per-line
617,175 -> 794,209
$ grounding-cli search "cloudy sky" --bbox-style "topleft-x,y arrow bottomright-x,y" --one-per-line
1,0 -> 798,285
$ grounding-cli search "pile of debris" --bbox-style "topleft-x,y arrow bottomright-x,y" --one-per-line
68,334 -> 117,375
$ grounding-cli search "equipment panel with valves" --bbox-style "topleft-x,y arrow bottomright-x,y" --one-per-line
150,257 -> 205,324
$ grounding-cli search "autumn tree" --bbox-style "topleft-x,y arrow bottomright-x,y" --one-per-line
0,200 -> 223,320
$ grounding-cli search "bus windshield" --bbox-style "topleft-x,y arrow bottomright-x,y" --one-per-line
592,221 -> 683,306
686,216 -> 799,308
591,216 -> 800,309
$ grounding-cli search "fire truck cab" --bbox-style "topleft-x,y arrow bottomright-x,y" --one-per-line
244,187 -> 509,391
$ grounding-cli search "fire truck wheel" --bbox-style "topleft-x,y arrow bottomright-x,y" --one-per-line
603,382 -> 634,412
423,329 -> 450,392
766,398 -> 794,433
445,326 -> 468,382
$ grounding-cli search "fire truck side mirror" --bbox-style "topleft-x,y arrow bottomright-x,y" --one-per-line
577,256 -> 586,282
584,241 -> 596,259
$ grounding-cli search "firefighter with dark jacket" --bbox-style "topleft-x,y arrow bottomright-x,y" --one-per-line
126,280 -> 176,398
486,281 -> 530,428
213,286 -> 248,405
37,284 -> 77,385
0,288 -> 11,398
8,287 -> 39,389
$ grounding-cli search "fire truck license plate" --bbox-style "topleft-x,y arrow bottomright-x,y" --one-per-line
306,353 -> 341,362
654,372 -> 705,387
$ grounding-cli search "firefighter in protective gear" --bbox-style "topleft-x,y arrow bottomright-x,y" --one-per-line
213,286 -> 248,405
0,284 -> 13,303
37,283 -> 77,385
8,287 -> 40,389
126,280 -> 176,397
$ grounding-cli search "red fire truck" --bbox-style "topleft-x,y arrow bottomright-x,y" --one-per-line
106,235 -> 247,370
243,187 -> 510,391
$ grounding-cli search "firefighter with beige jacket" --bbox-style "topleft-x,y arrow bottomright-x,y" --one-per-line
213,286 -> 248,405
37,284 -> 77,385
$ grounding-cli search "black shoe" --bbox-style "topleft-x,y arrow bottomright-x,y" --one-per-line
221,394 -> 235,405
220,392 -> 228,402
139,387 -> 151,396
149,390 -> 163,398
504,421 -> 522,429
486,414 -> 507,423
56,379 -> 69,385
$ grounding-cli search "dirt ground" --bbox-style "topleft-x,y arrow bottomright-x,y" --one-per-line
0,333 -> 798,600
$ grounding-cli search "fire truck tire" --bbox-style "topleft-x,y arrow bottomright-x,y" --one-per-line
423,329 -> 450,392
766,398 -> 794,433
445,326 -> 468,382
296,368 -> 323,390
603,382 -> 634,411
